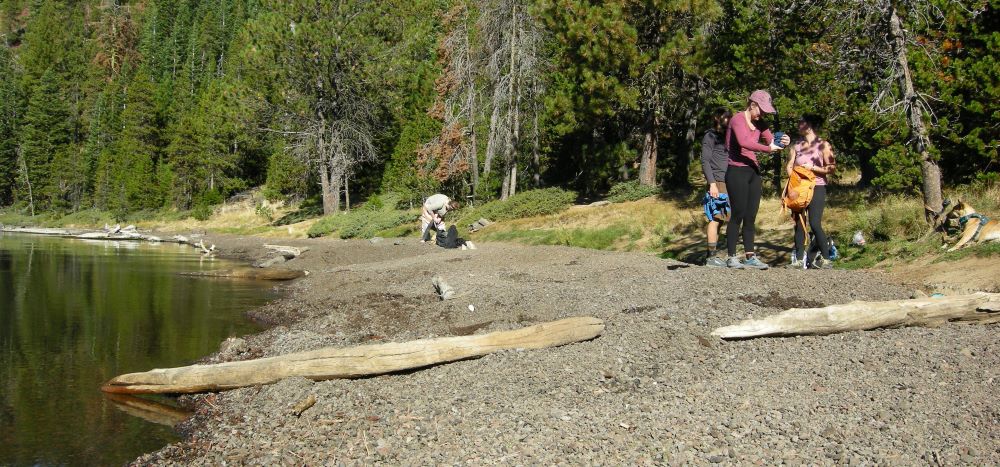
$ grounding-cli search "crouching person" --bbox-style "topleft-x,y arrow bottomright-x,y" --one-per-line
420,193 -> 455,243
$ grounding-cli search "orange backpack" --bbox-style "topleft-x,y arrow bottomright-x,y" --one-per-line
783,165 -> 816,213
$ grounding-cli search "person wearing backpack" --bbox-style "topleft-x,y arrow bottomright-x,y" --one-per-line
724,90 -> 790,270
701,108 -> 733,267
785,114 -> 836,269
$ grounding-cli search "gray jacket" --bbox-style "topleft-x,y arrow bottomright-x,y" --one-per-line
701,129 -> 728,184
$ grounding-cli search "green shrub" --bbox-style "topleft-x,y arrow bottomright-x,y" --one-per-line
337,210 -> 414,239
192,204 -> 214,221
607,180 -> 661,203
456,188 -> 576,227
844,195 -> 925,242
307,195 -> 416,239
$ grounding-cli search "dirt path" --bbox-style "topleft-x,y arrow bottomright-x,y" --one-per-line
134,235 -> 998,465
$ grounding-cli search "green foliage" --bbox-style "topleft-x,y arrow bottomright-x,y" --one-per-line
607,180 -> 661,203
456,188 -> 576,227
20,68 -> 73,211
481,223 -> 641,251
307,205 -> 415,239
0,46 -> 21,205
264,142 -> 310,201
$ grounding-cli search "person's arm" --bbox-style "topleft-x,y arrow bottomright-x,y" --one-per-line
761,129 -> 774,146
812,142 -> 837,175
701,132 -> 716,184
731,116 -> 774,153
786,145 -> 797,177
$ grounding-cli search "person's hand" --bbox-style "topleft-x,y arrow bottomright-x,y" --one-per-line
709,183 -> 720,198
780,134 -> 791,147
769,142 -> 783,153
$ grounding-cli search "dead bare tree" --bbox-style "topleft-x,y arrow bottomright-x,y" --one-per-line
285,110 -> 377,214
16,147 -> 34,217
480,0 -> 546,200
420,2 -> 480,193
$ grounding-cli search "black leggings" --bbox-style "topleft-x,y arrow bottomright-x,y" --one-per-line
794,185 -> 831,260
725,166 -> 762,257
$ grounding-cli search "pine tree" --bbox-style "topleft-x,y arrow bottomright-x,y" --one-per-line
19,68 -> 72,210
99,66 -> 160,214
0,45 -> 21,205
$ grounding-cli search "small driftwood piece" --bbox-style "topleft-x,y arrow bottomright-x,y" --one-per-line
102,316 -> 604,394
431,276 -> 456,300
712,292 -> 1000,339
263,244 -> 308,258
291,394 -> 317,417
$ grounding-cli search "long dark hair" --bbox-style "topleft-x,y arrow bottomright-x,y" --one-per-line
713,108 -> 733,133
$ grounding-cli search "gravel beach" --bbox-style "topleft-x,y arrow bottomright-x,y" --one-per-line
133,235 -> 999,465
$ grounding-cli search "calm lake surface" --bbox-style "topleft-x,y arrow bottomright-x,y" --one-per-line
0,233 -> 279,466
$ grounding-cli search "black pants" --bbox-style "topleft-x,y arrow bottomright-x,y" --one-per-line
794,185 -> 831,260
725,166 -> 762,257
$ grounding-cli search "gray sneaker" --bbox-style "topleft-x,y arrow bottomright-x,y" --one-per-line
726,256 -> 745,269
742,255 -> 770,270
705,256 -> 727,268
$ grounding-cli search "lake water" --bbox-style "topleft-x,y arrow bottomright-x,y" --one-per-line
0,233 -> 279,466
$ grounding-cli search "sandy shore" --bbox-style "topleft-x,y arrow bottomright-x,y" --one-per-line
131,233 -> 999,465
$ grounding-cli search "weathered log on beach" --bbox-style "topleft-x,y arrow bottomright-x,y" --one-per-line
180,267 -> 306,281
431,275 -> 456,300
102,317 -> 605,394
712,292 -> 1000,339
1,226 -> 85,236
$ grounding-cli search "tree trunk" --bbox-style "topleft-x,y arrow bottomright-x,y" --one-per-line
330,168 -> 342,213
343,173 -> 350,212
318,159 -> 335,215
500,4 -> 520,201
888,6 -> 943,218
638,106 -> 659,186
102,317 -> 605,394
464,17 -> 480,196
712,293 -> 1000,339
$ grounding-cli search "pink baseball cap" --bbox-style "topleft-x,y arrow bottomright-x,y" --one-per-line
749,90 -> 776,114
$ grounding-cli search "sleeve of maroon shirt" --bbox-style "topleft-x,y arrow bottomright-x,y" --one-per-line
761,129 -> 775,146
731,116 -> 772,153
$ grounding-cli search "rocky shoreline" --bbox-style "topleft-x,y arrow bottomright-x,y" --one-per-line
126,233 -> 998,465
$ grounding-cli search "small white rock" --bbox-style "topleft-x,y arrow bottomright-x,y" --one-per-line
468,304 -> 475,312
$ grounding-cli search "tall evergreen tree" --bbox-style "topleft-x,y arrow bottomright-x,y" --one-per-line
97,66 -> 160,214
0,45 -> 21,205
19,68 -> 72,210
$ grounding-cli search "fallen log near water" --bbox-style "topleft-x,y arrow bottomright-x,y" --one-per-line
712,292 -> 1000,339
102,316 -> 604,394
180,267 -> 306,281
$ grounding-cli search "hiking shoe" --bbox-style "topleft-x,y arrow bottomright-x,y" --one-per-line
811,257 -> 834,269
785,259 -> 805,270
726,256 -> 745,269
742,256 -> 770,270
705,256 -> 727,268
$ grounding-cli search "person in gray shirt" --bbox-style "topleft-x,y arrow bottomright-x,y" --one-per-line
702,108 -> 732,267
420,194 -> 456,242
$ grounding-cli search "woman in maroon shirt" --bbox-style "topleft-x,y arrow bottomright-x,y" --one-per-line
724,90 -> 790,269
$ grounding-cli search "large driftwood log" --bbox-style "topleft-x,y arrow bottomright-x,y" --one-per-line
181,267 -> 306,281
102,317 -> 604,394
712,292 -> 1000,339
